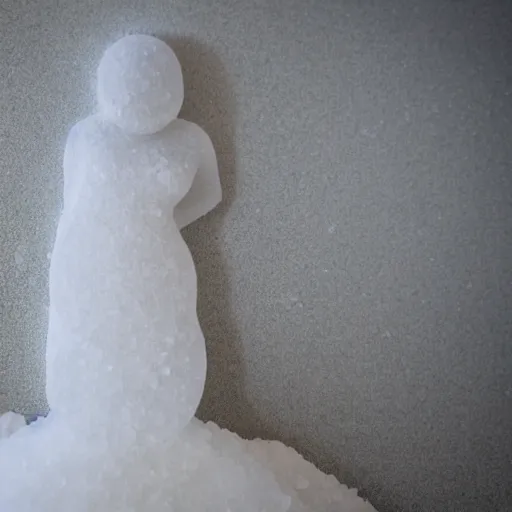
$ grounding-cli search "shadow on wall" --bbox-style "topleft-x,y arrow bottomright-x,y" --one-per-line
162,36 -> 262,434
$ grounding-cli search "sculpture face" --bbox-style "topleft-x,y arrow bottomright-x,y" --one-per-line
96,34 -> 184,135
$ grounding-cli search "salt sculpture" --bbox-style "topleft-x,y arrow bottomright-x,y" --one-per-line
0,35 -> 377,512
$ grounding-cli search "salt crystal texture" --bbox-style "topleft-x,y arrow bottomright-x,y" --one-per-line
0,35 -> 377,512
0,412 -> 26,438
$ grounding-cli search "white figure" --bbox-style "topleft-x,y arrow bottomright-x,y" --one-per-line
45,34 -> 222,445
0,35 -> 377,512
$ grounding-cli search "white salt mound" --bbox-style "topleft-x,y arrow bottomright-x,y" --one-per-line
0,35 -> 377,511
0,415 -> 375,512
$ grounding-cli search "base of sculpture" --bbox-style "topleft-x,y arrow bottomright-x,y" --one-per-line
0,411 -> 376,512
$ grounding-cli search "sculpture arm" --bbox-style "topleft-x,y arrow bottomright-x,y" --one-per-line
174,124 -> 222,230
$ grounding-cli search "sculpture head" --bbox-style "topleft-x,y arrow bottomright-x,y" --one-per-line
96,34 -> 184,135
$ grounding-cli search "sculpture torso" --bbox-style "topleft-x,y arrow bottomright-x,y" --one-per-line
46,116 -> 208,441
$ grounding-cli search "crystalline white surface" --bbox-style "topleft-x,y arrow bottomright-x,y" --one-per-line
47,113 -> 212,443
0,416 -> 376,512
96,34 -> 184,135
0,411 -> 26,438
0,35 -> 377,512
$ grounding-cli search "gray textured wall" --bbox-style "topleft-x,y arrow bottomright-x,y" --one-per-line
1,1 -> 511,511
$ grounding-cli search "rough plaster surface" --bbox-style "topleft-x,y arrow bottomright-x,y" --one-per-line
0,1 -> 511,511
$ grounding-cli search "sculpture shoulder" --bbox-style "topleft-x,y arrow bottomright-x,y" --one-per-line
64,115 -> 109,160
167,119 -> 213,153
65,117 -> 210,149
65,115 -> 110,147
